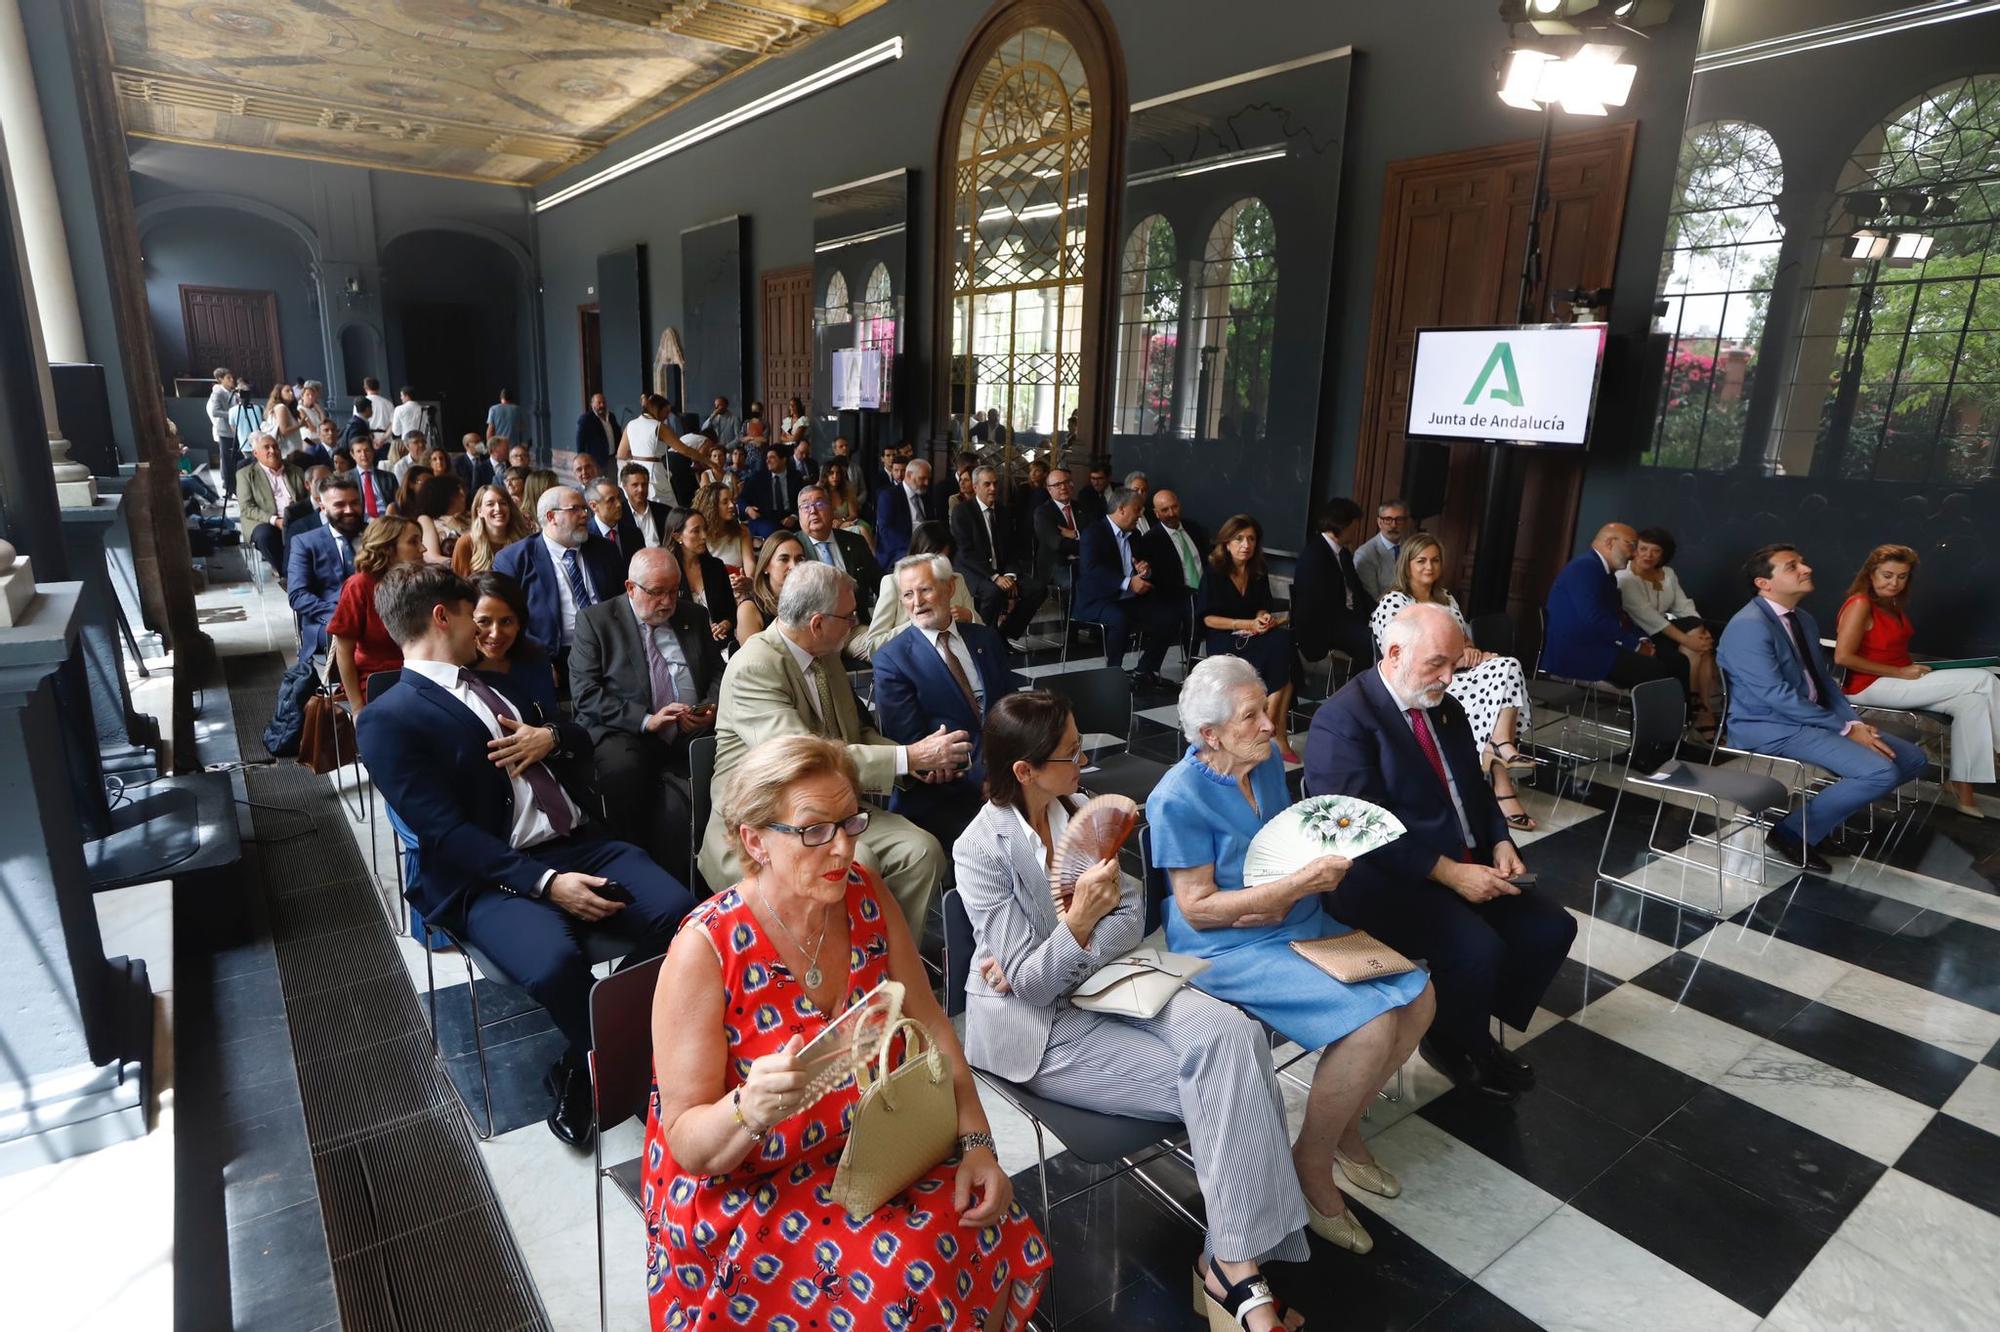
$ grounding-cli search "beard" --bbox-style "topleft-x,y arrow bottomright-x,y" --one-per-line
329,511 -> 366,538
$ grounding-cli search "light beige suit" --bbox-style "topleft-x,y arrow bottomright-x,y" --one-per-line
699,624 -> 943,929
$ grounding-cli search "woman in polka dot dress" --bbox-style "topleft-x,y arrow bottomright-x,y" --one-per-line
1368,533 -> 1538,831
643,736 -> 1048,1331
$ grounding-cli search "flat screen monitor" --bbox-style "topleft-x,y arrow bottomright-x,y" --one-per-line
1405,323 -> 1607,449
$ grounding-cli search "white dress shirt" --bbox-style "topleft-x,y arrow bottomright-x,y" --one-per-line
1108,517 -> 1138,593
366,393 -> 394,431
1380,667 -> 1478,850
1161,523 -> 1203,589
916,621 -> 985,707
904,481 -> 930,523
390,400 -> 425,439
632,600 -> 697,705
401,657 -> 581,858
542,532 -> 583,642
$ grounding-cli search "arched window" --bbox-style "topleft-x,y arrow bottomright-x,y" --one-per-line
1112,215 -> 1182,436
857,262 -> 895,357
820,270 -> 851,326
1193,198 -> 1276,441
1645,121 -> 1785,471
1779,75 -> 2000,483
935,1 -> 1123,458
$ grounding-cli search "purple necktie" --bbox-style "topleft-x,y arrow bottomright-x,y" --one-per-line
641,623 -> 678,710
458,669 -> 575,837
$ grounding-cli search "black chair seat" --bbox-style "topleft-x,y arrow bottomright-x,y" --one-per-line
1645,757 -> 1788,814
977,1074 -> 1183,1165
606,1155 -> 644,1211
1083,751 -> 1170,806
1526,677 -> 1586,711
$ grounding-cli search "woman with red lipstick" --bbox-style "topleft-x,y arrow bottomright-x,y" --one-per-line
641,736 -> 1048,1330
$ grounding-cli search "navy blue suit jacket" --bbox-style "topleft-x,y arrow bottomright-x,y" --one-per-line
355,669 -> 591,933
739,466 -> 798,538
1074,516 -> 1151,620
1304,667 -> 1512,889
574,409 -> 619,462
284,524 -> 351,661
875,484 -> 917,563
1543,551 -> 1647,680
871,619 -> 1021,812
491,534 -> 624,652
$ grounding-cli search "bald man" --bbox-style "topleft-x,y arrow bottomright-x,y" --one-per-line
1542,522 -> 1689,693
569,547 -> 723,875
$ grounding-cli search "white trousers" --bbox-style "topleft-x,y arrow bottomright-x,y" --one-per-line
1849,668 -> 2000,782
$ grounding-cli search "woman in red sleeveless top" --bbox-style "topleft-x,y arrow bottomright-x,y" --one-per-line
1834,544 -> 1998,818
642,735 -> 1048,1331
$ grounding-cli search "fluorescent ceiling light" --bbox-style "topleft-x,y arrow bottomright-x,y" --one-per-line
538,37 -> 903,212
813,222 -> 907,255
1127,144 -> 1288,187
1695,0 -> 2000,72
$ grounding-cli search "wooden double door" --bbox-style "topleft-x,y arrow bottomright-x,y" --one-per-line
180,284 -> 283,390
1352,122 -> 1636,612
761,265 -> 813,419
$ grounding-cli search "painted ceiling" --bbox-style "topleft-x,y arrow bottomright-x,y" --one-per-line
104,0 -> 886,185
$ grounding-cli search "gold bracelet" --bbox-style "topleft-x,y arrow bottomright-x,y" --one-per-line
731,1087 -> 770,1142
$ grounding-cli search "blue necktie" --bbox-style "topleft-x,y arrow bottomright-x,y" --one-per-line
561,548 -> 595,609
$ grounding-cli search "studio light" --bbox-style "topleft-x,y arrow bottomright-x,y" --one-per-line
1844,229 -> 1890,261
1499,0 -> 1672,36
1496,42 -> 1635,114
1889,231 -> 1936,265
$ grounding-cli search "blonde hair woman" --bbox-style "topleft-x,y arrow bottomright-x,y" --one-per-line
642,735 -> 1046,1331
452,483 -> 535,575
732,529 -> 806,640
520,467 -> 560,518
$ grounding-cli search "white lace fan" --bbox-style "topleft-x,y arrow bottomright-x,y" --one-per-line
1241,796 -> 1406,886
1049,794 -> 1139,910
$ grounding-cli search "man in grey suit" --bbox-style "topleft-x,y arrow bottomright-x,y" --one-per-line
569,548 -> 723,876
700,561 -> 969,929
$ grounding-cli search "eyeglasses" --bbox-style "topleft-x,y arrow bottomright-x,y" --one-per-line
1038,749 -> 1087,768
798,500 -> 830,512
819,609 -> 858,625
630,581 -> 677,599
550,504 -> 588,515
767,810 -> 871,846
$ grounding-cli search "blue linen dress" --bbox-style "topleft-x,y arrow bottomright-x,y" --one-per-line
1155,744 -> 1429,1049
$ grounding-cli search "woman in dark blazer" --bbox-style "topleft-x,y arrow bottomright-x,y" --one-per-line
468,572 -> 559,720
668,507 -> 738,650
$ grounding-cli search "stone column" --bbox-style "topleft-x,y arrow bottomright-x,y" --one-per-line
0,1 -> 96,508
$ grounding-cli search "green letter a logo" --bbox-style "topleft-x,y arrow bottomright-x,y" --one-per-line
1463,341 -> 1524,407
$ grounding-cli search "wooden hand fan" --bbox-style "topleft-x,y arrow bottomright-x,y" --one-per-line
1049,794 -> 1138,910
1241,796 -> 1406,887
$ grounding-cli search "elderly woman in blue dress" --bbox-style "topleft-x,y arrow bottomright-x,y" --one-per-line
958,690 -> 1313,1331
1155,655 -> 1435,1256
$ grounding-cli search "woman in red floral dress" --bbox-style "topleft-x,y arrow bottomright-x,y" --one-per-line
643,735 -> 1048,1331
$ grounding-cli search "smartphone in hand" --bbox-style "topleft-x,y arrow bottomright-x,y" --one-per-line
1505,873 -> 1539,890
594,879 -> 634,904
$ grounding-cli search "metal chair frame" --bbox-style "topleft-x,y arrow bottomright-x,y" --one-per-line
589,954 -> 668,1332
1593,679 -> 1796,921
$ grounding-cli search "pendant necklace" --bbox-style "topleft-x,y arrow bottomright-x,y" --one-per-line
761,890 -> 830,989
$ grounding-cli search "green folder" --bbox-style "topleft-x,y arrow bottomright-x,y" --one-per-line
1919,656 -> 2000,671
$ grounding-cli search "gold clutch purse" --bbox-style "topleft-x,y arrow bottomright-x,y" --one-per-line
829,1017 -> 959,1220
1289,931 -> 1417,983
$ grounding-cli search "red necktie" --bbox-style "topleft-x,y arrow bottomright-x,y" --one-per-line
363,477 -> 378,517
1407,708 -> 1472,862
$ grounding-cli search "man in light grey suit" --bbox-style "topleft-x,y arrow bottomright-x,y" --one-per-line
569,549 -> 723,876
700,562 -> 969,928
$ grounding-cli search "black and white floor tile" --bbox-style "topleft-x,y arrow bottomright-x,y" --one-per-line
322,624 -> 2000,1330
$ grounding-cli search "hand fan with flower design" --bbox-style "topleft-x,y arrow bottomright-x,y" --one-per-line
1241,795 -> 1406,886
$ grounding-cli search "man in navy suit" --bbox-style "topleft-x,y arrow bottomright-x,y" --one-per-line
950,465 -> 1045,640
1291,497 -> 1376,666
355,563 -> 693,1149
343,435 -> 398,519
1542,522 -> 1688,692
492,486 -> 624,683
285,473 -> 363,661
1717,544 -> 1926,870
574,391 -> 619,467
585,478 -> 643,577
875,457 -> 940,564
871,554 -> 1024,847
739,444 -> 799,540
1306,602 -> 1575,1104
1074,486 -> 1184,688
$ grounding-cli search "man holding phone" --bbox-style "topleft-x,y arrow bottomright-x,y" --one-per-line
1303,603 -> 1576,1106
570,547 -> 724,879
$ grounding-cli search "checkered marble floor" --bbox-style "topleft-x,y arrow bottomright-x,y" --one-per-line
332,632 -> 2000,1330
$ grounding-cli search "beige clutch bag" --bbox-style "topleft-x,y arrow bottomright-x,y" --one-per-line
829,1017 -> 959,1220
1289,931 -> 1417,983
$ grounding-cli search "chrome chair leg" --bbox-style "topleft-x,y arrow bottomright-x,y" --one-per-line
463,950 -> 496,1140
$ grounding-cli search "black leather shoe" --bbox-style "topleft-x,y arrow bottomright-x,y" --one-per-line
1480,1040 -> 1536,1093
1765,830 -> 1831,873
1420,1036 -> 1517,1103
1127,669 -> 1167,692
1819,829 -> 1865,857
544,1054 -> 596,1151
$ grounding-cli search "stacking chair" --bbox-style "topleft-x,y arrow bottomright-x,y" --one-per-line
941,889 -> 1196,1327
589,954 -> 667,1332
1594,679 -> 1793,920
1525,607 -> 1627,782
687,734 -> 717,893
1044,666 -> 1172,807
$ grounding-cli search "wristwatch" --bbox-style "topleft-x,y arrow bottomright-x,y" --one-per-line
957,1131 -> 997,1157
